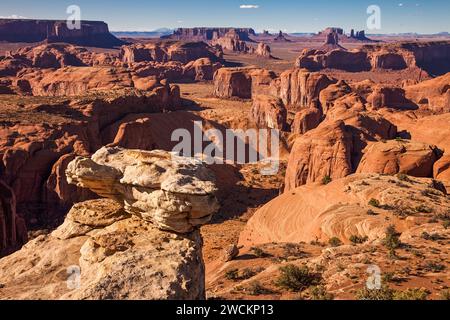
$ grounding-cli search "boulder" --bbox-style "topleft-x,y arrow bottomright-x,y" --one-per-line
434,155 -> 450,192
66,147 -> 220,233
357,140 -> 438,177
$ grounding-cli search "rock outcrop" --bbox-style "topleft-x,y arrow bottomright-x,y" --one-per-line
0,19 -> 124,47
66,147 -> 220,233
250,95 -> 287,130
0,180 -> 27,257
213,67 -> 277,99
356,140 -> 438,177
120,42 -> 222,64
285,120 -> 353,190
163,28 -> 256,41
255,43 -> 272,58
0,198 -> 206,299
240,174 -> 450,246
296,41 -> 450,75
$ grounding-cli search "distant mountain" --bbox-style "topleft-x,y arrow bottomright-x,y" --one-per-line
288,33 -> 315,37
112,28 -> 174,38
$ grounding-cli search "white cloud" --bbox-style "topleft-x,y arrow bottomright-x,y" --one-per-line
0,14 -> 28,19
240,5 -> 259,9
398,3 -> 404,6
0,14 -> 27,19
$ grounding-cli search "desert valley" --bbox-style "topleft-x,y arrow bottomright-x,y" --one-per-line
0,11 -> 449,302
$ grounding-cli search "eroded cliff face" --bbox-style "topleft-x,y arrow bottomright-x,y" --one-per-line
0,19 -> 124,47
296,41 -> 450,76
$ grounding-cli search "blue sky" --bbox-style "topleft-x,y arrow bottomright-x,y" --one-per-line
0,0 -> 449,33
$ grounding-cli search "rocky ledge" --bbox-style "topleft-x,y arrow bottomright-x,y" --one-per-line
0,149 -> 220,300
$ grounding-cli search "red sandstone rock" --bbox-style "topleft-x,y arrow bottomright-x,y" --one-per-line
357,140 -> 438,177
0,180 -> 27,257
250,95 -> 287,130
255,43 -> 272,58
284,120 -> 353,191
291,108 -> 323,134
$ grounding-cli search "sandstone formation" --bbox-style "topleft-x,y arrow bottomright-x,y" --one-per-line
66,147 -> 220,233
291,107 -> 323,134
120,42 -> 222,64
356,140 -> 439,177
0,180 -> 27,257
296,41 -> 450,75
0,199 -> 206,299
255,43 -> 273,58
250,95 -> 287,130
273,31 -> 291,42
163,28 -> 256,42
211,31 -> 252,54
213,67 -> 277,99
0,19 -> 124,47
240,174 -> 450,245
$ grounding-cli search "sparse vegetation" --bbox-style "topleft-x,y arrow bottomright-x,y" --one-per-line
247,281 -> 271,296
356,286 -> 394,300
349,235 -> 368,244
397,173 -> 411,182
440,289 -> 450,300
225,269 -> 240,281
328,237 -> 343,247
423,261 -> 446,273
309,285 -> 334,300
382,225 -> 401,251
275,264 -> 322,292
367,209 -> 378,216
421,232 -> 444,241
415,205 -> 433,213
443,220 -> 450,229
368,198 -> 380,208
393,288 -> 429,300
251,247 -> 268,258
322,175 -> 332,185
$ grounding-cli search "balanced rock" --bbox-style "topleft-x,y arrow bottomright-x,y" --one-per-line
66,147 -> 220,233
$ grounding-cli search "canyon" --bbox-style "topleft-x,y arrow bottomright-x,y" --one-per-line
0,18 -> 449,300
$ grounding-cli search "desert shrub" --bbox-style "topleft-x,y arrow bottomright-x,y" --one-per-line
397,173 -> 411,182
309,285 -> 334,300
368,198 -> 380,208
421,232 -> 444,241
443,220 -> 450,229
393,288 -> 429,300
367,209 -> 378,216
440,289 -> 450,300
415,205 -> 433,213
322,175 -> 332,185
225,269 -> 240,281
428,180 -> 447,194
423,261 -> 446,273
247,281 -> 271,296
382,225 -> 401,251
356,286 -> 394,300
328,237 -> 343,247
251,247 -> 268,258
275,264 -> 322,292
349,235 -> 368,244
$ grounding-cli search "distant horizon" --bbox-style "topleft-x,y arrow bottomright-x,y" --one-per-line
1,0 -> 449,34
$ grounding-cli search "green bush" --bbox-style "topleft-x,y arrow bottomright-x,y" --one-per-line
328,237 -> 343,247
275,264 -> 322,292
356,286 -> 394,300
393,288 -> 429,300
322,175 -> 332,185
349,235 -> 368,244
383,225 -> 401,250
368,198 -> 380,208
309,285 -> 334,300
